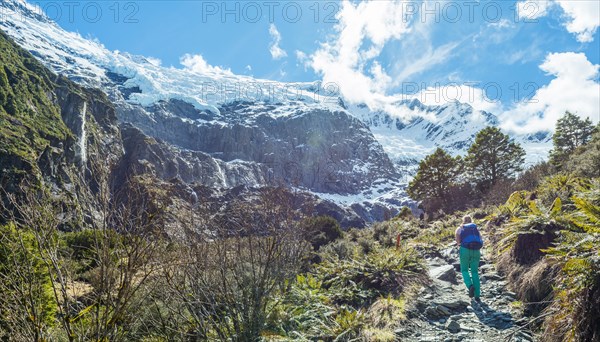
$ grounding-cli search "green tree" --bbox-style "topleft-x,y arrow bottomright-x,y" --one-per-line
407,148 -> 462,212
565,126 -> 600,178
465,127 -> 525,193
550,111 -> 596,167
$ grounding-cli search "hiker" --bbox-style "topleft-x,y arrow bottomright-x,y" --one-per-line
455,215 -> 483,301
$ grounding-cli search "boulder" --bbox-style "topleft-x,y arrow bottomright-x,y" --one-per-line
429,265 -> 457,283
446,320 -> 461,333
485,272 -> 504,281
480,264 -> 494,272
433,298 -> 470,310
437,305 -> 451,316
441,247 -> 458,261
424,304 -> 453,319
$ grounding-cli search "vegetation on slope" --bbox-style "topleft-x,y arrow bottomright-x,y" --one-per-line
0,30 -> 71,177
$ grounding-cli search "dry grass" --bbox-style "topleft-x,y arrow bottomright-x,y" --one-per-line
497,250 -> 560,317
540,271 -> 600,342
65,280 -> 93,300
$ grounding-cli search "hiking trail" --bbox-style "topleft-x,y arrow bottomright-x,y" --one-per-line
395,242 -> 536,342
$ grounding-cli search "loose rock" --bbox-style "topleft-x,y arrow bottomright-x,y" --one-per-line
430,265 -> 457,283
446,320 -> 461,333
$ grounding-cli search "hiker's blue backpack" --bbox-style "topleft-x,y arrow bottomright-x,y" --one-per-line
460,223 -> 483,250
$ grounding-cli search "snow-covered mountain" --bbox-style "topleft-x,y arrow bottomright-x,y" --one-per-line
0,0 -> 332,113
349,100 -> 551,173
0,0 -> 551,224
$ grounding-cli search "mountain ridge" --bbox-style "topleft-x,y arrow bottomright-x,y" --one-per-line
0,0 -> 552,223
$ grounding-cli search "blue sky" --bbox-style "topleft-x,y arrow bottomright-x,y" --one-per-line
49,1 -> 336,80
34,0 -> 600,131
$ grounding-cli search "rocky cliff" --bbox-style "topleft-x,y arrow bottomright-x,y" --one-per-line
117,99 -> 397,195
0,30 -> 122,227
0,30 -> 374,228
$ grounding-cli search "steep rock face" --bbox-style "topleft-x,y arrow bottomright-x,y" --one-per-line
0,30 -> 121,180
116,124 -> 269,188
114,125 -> 370,228
117,100 -> 398,195
0,30 -> 366,231
0,30 -> 122,227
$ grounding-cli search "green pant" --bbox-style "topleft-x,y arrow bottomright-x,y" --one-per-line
459,246 -> 481,297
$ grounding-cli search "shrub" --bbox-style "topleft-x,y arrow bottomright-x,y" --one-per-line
366,296 -> 406,326
372,223 -> 394,247
317,247 -> 426,306
319,239 -> 354,260
396,206 -> 413,219
541,181 -> 600,341
484,178 -> 517,206
300,215 -> 343,250
0,223 -> 56,340
358,237 -> 374,255
565,128 -> 600,178
513,162 -> 556,192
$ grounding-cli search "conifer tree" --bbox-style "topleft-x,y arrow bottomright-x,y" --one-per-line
407,148 -> 462,210
465,127 -> 525,193
550,111 -> 596,167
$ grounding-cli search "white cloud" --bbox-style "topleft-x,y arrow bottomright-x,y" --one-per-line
516,0 -> 551,20
517,0 -> 599,42
555,0 -> 600,42
295,50 -> 307,62
269,23 -> 287,60
503,42 -> 543,65
180,53 -> 233,75
394,41 -> 459,82
307,0 -> 437,112
501,52 -> 600,134
488,18 -> 514,29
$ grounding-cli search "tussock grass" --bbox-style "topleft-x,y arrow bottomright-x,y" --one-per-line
489,177 -> 600,341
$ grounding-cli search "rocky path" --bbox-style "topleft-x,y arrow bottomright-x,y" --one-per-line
396,243 -> 535,342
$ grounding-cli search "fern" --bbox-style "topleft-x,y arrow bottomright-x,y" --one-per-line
538,173 -> 590,210
498,191 -> 531,217
570,197 -> 600,233
498,195 -> 569,254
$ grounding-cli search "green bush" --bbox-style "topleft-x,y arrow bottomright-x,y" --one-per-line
565,128 -> 600,178
396,206 -> 413,219
62,229 -> 122,274
0,224 -> 57,339
372,223 -> 394,247
319,239 -> 354,260
357,237 -> 374,255
300,215 -> 343,250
